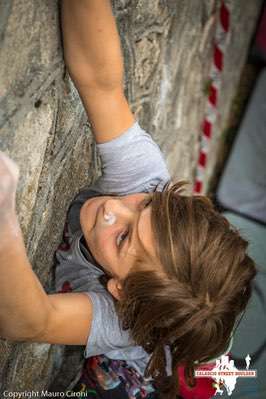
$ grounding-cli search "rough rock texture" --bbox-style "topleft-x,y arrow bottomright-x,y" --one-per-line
0,0 -> 262,394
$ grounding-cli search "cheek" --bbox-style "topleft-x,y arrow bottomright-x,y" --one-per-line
90,228 -> 116,270
94,233 -> 110,257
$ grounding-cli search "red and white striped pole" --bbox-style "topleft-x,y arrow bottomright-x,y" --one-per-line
194,1 -> 230,194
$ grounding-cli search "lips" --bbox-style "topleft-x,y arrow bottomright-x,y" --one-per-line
82,197 -> 102,231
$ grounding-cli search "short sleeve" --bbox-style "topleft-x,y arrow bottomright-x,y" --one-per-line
90,122 -> 170,196
83,291 -> 134,357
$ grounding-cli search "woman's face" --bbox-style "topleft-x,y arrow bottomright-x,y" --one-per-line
80,193 -> 158,282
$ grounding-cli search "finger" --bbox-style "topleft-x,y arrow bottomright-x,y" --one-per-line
0,151 -> 20,186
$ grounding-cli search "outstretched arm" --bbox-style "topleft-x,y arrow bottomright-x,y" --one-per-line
0,153 -> 49,340
0,153 -> 92,344
61,0 -> 135,143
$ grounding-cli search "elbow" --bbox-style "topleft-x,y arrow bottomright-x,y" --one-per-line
66,62 -> 124,93
91,69 -> 124,92
0,316 -> 49,343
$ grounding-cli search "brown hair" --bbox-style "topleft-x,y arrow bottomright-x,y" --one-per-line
116,181 -> 256,398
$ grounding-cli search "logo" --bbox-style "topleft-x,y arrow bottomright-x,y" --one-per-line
195,354 -> 257,396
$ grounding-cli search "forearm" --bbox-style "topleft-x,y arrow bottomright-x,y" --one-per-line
0,217 -> 50,340
61,0 -> 124,90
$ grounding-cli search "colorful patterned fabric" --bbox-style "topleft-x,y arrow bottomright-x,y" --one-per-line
69,355 -> 159,399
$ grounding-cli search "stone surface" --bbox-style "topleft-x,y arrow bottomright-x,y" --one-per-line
0,0 -> 262,393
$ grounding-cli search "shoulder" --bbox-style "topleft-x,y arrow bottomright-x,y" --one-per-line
92,121 -> 171,196
84,291 -> 134,357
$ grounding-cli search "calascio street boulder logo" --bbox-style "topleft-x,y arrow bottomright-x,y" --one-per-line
195,354 -> 257,396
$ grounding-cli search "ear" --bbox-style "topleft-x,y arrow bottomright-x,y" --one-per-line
107,278 -> 123,301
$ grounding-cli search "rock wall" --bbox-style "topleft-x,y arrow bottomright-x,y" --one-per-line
0,0 -> 262,394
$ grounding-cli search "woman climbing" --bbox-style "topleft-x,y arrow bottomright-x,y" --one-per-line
0,1 -> 256,398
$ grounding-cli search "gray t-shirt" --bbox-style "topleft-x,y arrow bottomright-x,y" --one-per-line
55,121 -> 170,375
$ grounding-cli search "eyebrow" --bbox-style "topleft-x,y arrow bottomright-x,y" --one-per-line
128,200 -> 151,259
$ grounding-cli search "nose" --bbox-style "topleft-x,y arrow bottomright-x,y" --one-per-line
103,211 -> 117,225
103,198 -> 134,225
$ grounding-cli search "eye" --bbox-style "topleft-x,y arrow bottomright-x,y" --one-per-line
115,197 -> 151,249
116,230 -> 129,248
143,196 -> 152,208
